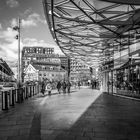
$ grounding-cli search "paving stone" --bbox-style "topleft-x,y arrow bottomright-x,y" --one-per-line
0,136 -> 8,140
41,129 -> 54,135
41,134 -> 56,140
0,88 -> 140,140
76,136 -> 90,140
7,135 -> 28,140
19,128 -> 30,135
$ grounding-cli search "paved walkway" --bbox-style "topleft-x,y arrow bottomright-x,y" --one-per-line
0,88 -> 140,140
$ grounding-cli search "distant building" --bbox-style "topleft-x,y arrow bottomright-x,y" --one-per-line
24,64 -> 66,82
24,64 -> 39,82
22,46 -> 67,82
59,55 -> 70,77
22,46 -> 56,70
70,58 -> 90,83
0,58 -> 15,82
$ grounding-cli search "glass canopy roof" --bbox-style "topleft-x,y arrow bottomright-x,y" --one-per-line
43,0 -> 140,68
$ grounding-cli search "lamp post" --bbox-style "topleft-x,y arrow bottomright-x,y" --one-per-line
13,18 -> 21,87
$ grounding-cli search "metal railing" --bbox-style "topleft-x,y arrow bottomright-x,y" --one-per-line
1,84 -> 41,110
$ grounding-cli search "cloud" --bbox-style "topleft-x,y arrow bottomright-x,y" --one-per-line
21,13 -> 46,27
6,0 -> 19,8
10,18 -> 17,27
0,23 -> 2,29
0,27 -> 17,43
0,25 -> 63,74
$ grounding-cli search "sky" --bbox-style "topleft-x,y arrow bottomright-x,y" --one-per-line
0,0 -> 63,70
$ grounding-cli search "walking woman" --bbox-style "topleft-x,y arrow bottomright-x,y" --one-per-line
67,81 -> 71,93
46,82 -> 52,96
62,81 -> 67,93
57,81 -> 61,94
41,80 -> 46,95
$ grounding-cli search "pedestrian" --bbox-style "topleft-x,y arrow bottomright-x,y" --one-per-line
62,81 -> 67,93
57,81 -> 61,94
41,80 -> 46,95
91,80 -> 94,90
78,81 -> 81,89
46,82 -> 52,96
67,81 -> 71,93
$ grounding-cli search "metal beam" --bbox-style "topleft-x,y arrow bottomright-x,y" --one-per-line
69,0 -> 119,35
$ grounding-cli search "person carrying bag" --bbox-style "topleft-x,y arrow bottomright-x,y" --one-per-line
46,82 -> 52,96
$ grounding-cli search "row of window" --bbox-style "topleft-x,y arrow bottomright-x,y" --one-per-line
23,48 -> 54,54
39,73 -> 63,77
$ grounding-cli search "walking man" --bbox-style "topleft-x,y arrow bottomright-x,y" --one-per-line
57,81 -> 61,94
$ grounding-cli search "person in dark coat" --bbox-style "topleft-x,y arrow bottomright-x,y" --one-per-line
57,81 -> 61,94
67,81 -> 71,93
91,80 -> 94,90
78,81 -> 81,89
62,81 -> 67,93
41,81 -> 45,95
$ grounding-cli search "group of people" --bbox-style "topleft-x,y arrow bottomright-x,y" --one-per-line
41,80 -> 72,96
91,80 -> 99,89
56,80 -> 71,94
41,81 -> 52,96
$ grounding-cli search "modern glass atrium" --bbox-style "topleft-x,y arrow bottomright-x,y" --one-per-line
43,0 -> 140,97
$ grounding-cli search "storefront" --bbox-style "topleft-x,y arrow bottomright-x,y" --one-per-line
102,44 -> 140,98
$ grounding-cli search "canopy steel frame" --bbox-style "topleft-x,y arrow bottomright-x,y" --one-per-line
43,0 -> 140,67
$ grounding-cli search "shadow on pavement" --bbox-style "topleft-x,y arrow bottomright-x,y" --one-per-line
51,93 -> 140,140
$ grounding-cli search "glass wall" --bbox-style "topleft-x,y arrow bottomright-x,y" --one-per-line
113,47 -> 140,97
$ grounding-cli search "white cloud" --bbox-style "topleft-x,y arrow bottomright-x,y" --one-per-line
0,23 -> 2,29
10,18 -> 17,27
0,27 -> 17,42
0,27 -> 63,74
6,0 -> 19,8
21,13 -> 46,27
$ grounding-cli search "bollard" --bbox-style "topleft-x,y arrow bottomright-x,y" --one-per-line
10,89 -> 15,106
29,86 -> 32,97
15,89 -> 18,103
35,85 -> 37,95
2,91 -> 9,110
17,88 -> 23,103
17,89 -> 20,103
23,87 -> 26,100
38,84 -> 40,93
9,90 -> 14,106
32,85 -> 33,96
25,86 -> 28,99
20,88 -> 24,102
33,85 -> 35,96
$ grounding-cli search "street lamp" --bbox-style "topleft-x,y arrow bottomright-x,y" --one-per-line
13,18 -> 21,87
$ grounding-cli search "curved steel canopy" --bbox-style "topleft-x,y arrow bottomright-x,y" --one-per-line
43,0 -> 140,68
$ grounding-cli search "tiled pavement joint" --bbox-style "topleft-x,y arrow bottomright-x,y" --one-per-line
0,89 -> 140,140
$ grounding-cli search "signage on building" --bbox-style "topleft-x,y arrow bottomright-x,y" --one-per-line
34,58 -> 60,64
24,53 -> 59,58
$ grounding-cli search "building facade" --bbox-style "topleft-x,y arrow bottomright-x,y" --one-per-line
24,64 -> 39,82
101,42 -> 140,97
59,55 -> 70,77
0,58 -> 14,82
22,46 -> 67,82
70,58 -> 90,83
24,64 -> 66,82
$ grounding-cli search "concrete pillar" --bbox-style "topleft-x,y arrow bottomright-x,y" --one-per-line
102,72 -> 109,93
